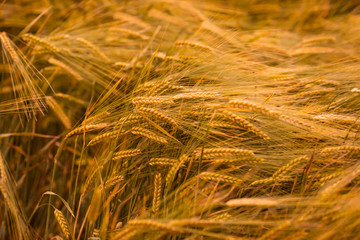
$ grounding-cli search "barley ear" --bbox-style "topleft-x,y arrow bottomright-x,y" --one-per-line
153,173 -> 162,215
87,187 -> 102,225
54,209 -> 71,239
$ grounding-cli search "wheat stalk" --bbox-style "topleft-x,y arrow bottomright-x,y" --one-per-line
153,173 -> 162,215
135,80 -> 184,95
46,96 -> 72,129
87,187 -> 102,224
149,158 -> 181,167
54,209 -> 70,239
104,175 -> 124,189
0,181 -> 18,218
318,171 -> 343,187
21,33 -> 60,53
0,154 -> 7,182
137,107 -> 177,127
250,177 -> 274,186
75,37 -> 110,62
88,130 -> 127,146
132,96 -> 174,105
175,40 -> 215,53
56,93 -> 87,106
199,172 -> 242,185
209,121 -> 242,129
272,156 -> 306,180
82,111 -> 111,125
227,99 -> 280,117
48,57 -> 83,81
320,146 -> 360,154
219,110 -> 270,140
173,92 -> 219,100
65,123 -> 107,139
82,168 -> 100,194
130,127 -> 168,144
112,149 -> 142,160
196,148 -> 255,158
127,219 -> 183,233
0,32 -> 19,63
228,100 -> 312,128
213,157 -> 264,164
165,156 -> 187,185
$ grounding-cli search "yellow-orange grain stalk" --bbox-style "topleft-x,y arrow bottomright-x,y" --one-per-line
21,33 -> 60,53
112,149 -> 142,160
88,130 -> 127,146
149,158 -> 183,167
219,109 -> 270,140
137,107 -> 177,127
272,156 -> 307,180
199,172 -> 242,185
54,209 -> 70,239
153,173 -> 162,215
130,127 -> 168,144
46,96 -> 72,129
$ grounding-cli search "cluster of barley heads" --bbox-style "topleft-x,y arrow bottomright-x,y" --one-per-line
0,0 -> 360,239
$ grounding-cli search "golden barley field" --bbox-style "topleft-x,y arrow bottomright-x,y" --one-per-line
1,0 -> 360,239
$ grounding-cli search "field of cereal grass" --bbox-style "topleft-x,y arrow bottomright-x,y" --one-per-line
1,0 -> 360,239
